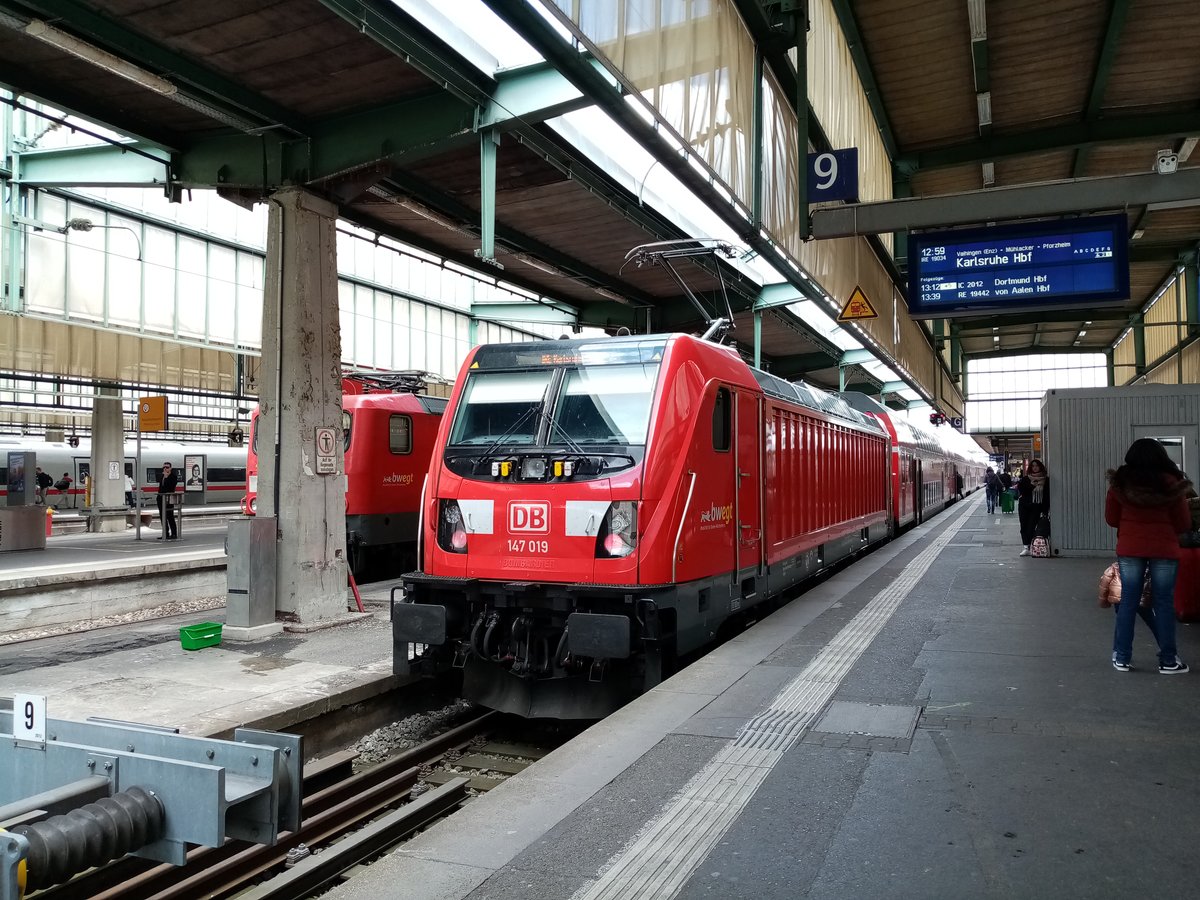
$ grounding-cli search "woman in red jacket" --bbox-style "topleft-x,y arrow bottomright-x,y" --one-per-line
1106,438 -> 1192,674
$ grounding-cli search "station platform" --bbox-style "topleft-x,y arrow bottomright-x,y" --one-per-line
327,494 -> 1200,900
0,578 -> 402,742
0,520 -> 230,636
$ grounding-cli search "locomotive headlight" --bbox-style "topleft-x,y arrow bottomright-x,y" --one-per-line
437,500 -> 468,554
596,500 -> 637,558
521,457 -> 547,480
249,497 -> 257,513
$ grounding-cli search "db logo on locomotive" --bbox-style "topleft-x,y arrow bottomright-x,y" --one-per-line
508,501 -> 550,534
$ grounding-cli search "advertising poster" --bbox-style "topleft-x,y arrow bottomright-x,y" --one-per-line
184,455 -> 205,492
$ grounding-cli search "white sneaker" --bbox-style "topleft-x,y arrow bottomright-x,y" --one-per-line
1019,546 -> 1030,557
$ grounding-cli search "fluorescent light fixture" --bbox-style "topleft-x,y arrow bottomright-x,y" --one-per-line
512,253 -> 568,278
993,335 -> 1000,342
1085,320 -> 1092,325
976,92 -> 992,127
593,286 -> 632,305
24,20 -> 178,95
981,161 -> 995,185
967,0 -> 988,39
1132,228 -> 1145,240
366,187 -> 471,235
1078,330 -> 1087,337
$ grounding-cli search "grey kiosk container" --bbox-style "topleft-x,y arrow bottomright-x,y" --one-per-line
1041,383 -> 1200,557
224,515 -> 283,639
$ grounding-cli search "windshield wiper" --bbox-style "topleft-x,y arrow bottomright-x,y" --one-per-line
530,406 -> 588,456
475,388 -> 549,464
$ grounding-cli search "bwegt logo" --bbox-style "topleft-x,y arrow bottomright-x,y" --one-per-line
699,503 -> 733,525
509,501 -> 550,534
382,473 -> 415,485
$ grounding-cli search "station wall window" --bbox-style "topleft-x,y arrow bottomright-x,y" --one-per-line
389,415 -> 412,454
712,388 -> 731,452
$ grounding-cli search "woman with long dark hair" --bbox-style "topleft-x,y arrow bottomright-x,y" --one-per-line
1017,459 -> 1050,556
1106,438 -> 1191,674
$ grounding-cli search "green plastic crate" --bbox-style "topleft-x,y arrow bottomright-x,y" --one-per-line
180,622 -> 223,651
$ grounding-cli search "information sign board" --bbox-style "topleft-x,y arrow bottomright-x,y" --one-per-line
315,427 -> 337,475
14,692 -> 47,747
907,215 -> 1129,318
139,396 -> 169,432
807,148 -> 859,203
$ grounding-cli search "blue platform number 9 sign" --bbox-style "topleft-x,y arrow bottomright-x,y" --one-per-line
807,148 -> 859,203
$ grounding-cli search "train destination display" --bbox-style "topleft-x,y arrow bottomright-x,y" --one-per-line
907,215 -> 1129,317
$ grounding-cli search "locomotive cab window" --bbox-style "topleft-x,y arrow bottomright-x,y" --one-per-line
449,370 -> 553,445
552,364 -> 656,445
389,415 -> 412,454
712,387 -> 731,452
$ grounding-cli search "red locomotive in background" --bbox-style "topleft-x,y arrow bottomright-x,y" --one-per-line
393,334 -> 985,719
243,373 -> 446,575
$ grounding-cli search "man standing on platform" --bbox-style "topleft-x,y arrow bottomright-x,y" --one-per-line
158,462 -> 179,540
34,467 -> 52,505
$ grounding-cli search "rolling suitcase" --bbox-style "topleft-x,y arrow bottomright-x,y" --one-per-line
1000,490 -> 1015,514
1174,546 -> 1200,622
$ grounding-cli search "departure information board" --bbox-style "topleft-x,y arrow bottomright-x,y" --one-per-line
907,215 -> 1129,317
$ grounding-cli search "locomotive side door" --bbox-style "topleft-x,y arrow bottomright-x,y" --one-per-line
734,389 -> 762,579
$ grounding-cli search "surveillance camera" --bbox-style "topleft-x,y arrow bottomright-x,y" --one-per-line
1156,149 -> 1179,175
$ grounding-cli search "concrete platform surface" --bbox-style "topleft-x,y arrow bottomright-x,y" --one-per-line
325,495 -> 1200,900
0,521 -> 228,589
0,594 -> 399,738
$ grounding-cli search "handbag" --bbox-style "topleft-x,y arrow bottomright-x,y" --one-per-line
1030,535 -> 1051,558
1096,562 -> 1152,608
1033,515 -> 1051,539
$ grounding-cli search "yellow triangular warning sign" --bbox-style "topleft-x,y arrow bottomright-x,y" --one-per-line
838,286 -> 878,321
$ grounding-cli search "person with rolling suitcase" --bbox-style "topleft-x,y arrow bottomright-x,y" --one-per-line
1106,438 -> 1192,674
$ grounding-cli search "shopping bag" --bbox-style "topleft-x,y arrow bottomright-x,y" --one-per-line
1030,535 -> 1050,558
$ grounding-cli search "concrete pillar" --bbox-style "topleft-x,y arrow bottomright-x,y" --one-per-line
257,188 -> 347,623
87,384 -> 127,533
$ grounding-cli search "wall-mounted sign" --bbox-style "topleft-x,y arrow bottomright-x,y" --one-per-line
184,454 -> 205,492
807,148 -> 859,203
838,286 -> 878,321
906,214 -> 1129,318
315,427 -> 337,475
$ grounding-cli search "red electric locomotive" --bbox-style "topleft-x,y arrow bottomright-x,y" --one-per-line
243,375 -> 446,575
394,334 -> 895,718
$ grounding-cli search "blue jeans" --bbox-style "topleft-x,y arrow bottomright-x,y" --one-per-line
985,490 -> 998,513
1114,557 -> 1179,666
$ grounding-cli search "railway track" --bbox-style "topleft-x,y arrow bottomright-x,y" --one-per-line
36,708 -> 564,900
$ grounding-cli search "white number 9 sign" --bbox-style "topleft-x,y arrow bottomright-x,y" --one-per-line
812,153 -> 839,190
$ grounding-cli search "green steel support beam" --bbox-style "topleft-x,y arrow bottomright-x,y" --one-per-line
896,110 -> 1200,174
176,92 -> 476,189
828,0 -> 899,160
1073,0 -> 1132,177
795,0 -> 809,240
17,143 -> 169,187
1133,313 -> 1146,375
468,317 -> 479,348
382,170 -> 659,308
8,0 -> 308,133
845,378 -> 884,395
755,282 -> 814,310
754,310 -> 763,369
841,348 -> 876,365
470,301 -> 577,326
954,309 -> 1128,329
881,380 -> 908,393
961,364 -> 969,400
477,60 -> 596,129
478,129 -> 499,265
892,175 -> 911,269
932,318 -> 945,351
1184,258 -> 1199,337
1106,349 -> 1115,386
950,331 -> 962,380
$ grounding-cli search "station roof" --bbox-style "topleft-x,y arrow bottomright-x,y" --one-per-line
2,0 -> 1193,393
845,0 -> 1200,359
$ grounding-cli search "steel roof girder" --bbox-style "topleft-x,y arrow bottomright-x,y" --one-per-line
470,301 -> 577,326
812,168 -> 1200,237
6,0 -> 308,134
175,93 -> 477,189
478,60 -> 601,130
898,110 -> 1200,172
1074,0 -> 1133,176
762,351 -> 841,379
16,142 -> 170,187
